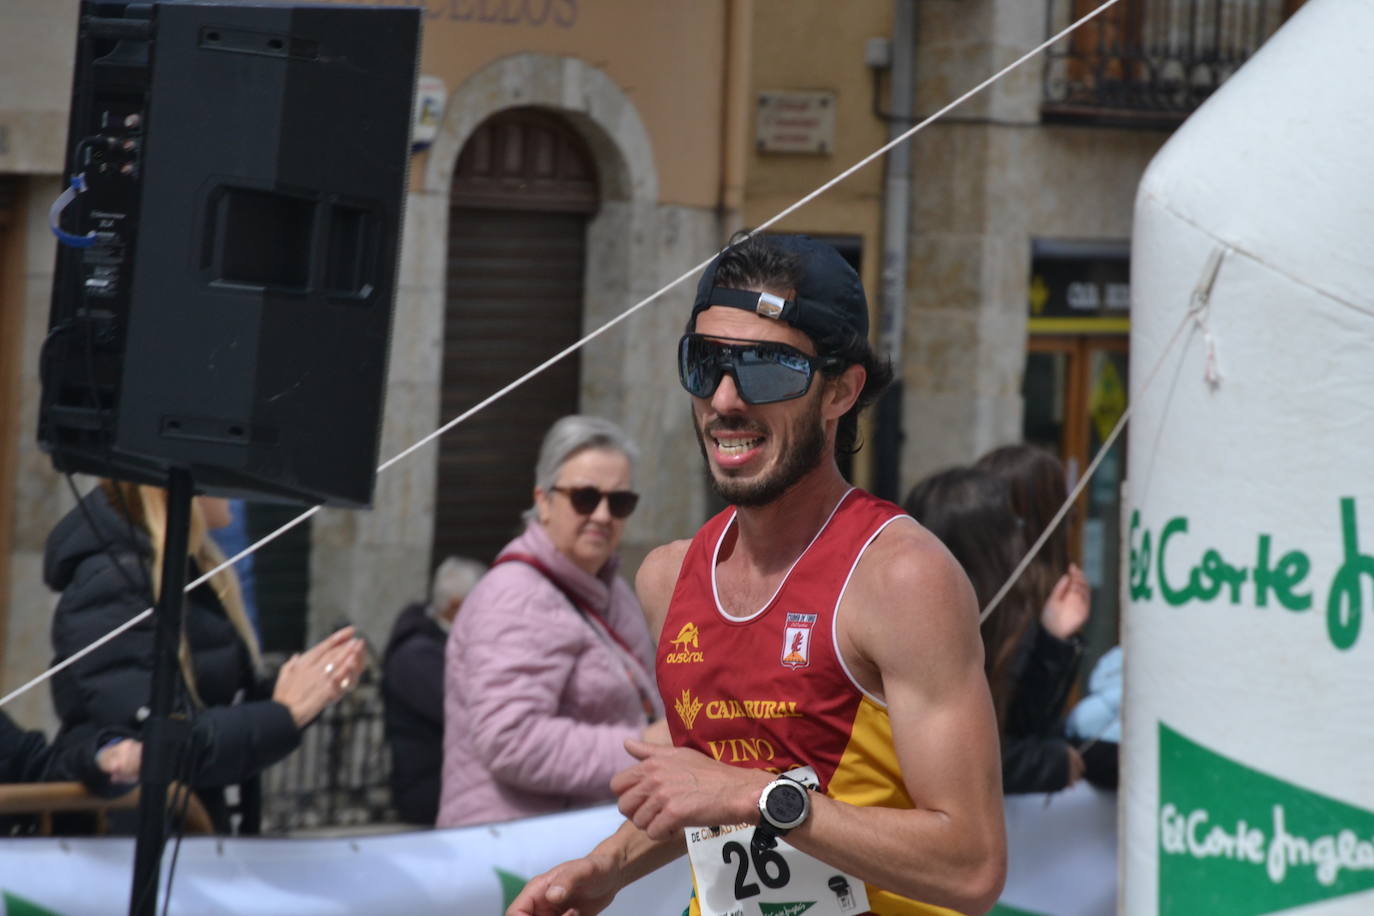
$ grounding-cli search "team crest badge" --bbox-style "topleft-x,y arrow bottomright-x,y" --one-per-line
780,612 -> 817,669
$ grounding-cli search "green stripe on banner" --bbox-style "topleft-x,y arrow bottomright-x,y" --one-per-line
986,903 -> 1051,916
3,892 -> 63,916
494,867 -> 528,912
1159,722 -> 1374,915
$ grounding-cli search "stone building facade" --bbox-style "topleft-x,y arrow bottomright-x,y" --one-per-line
0,0 -> 1290,726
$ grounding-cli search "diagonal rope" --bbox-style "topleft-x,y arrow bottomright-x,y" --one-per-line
978,247 -> 1227,623
1,0 -> 1125,711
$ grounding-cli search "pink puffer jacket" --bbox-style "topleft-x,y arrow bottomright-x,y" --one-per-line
436,522 -> 661,828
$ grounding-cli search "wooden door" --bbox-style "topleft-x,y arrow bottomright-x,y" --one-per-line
432,109 -> 599,570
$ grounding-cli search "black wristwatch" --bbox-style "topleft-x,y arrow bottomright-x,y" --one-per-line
755,774 -> 811,847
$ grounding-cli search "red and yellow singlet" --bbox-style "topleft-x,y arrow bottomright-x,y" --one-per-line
658,488 -> 960,916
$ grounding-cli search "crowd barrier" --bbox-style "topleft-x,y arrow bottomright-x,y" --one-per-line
0,782 -> 1115,916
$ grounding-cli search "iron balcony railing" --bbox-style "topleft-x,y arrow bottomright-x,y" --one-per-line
260,663 -> 396,834
1042,0 -> 1292,127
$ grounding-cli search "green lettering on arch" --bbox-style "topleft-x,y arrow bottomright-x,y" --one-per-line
1157,517 -> 1194,606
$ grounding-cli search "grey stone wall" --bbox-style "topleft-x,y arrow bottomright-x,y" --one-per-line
306,53 -> 720,650
0,0 -> 77,176
898,0 -> 1167,489
3,177 -> 75,730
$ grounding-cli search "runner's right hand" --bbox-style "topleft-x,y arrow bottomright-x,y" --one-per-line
506,854 -> 619,916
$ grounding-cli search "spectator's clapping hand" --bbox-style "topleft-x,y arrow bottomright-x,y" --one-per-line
273,626 -> 366,728
96,739 -> 142,784
1042,563 -> 1090,640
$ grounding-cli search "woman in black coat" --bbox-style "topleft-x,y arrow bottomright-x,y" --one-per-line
44,480 -> 366,833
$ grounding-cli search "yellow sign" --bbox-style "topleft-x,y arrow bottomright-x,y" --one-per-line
1089,358 -> 1127,444
1029,274 -> 1050,316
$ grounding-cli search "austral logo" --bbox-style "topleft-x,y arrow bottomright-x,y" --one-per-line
665,621 -> 705,664
675,688 -> 704,730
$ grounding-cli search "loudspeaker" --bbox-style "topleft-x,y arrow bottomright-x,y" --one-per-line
39,1 -> 420,507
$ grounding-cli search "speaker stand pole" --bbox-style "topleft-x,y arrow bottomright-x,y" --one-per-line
128,467 -> 194,916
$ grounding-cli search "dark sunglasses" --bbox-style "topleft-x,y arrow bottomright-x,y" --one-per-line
678,333 -> 843,405
551,486 -> 640,519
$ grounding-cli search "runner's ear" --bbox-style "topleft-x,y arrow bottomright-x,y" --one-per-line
821,363 -> 865,420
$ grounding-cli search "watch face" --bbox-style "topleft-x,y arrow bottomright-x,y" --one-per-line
765,783 -> 807,825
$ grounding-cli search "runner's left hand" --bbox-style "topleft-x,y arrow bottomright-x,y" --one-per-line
614,740 -> 772,842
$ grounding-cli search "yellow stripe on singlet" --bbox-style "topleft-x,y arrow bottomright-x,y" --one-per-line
685,697 -> 962,916
826,696 -> 963,916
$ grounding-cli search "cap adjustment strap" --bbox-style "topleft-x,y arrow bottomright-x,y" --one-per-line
704,286 -> 799,323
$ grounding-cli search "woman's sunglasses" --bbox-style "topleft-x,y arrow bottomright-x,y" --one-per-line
678,333 -> 842,405
551,486 -> 640,519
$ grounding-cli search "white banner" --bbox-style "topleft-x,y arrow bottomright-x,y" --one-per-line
0,786 -> 1114,916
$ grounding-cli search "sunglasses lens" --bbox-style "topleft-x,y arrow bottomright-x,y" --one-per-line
562,487 -> 639,518
734,345 -> 813,403
568,487 -> 601,514
678,336 -> 721,398
679,336 -> 815,405
607,491 -> 639,518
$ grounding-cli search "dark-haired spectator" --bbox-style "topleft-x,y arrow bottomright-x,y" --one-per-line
905,464 -> 1089,793
977,443 -> 1119,790
381,555 -> 487,825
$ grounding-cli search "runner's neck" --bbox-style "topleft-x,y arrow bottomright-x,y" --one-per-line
725,466 -> 853,575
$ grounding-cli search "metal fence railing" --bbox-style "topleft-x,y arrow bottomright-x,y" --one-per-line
1042,0 -> 1290,127
259,663 -> 396,834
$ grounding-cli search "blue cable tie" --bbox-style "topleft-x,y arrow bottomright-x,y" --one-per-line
50,173 -> 99,249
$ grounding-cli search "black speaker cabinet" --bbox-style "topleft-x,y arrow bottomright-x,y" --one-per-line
39,1 -> 421,507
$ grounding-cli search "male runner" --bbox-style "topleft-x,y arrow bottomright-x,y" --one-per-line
509,234 -> 1006,916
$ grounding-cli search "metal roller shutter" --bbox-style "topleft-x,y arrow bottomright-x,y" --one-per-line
433,109 -> 599,570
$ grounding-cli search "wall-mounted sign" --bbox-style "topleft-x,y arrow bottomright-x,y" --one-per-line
1029,238 -> 1131,333
756,90 -> 836,155
412,75 -> 447,151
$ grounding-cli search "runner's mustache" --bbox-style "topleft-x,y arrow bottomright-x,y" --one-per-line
706,417 -> 766,436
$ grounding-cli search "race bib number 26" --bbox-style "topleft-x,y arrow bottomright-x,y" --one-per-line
685,822 -> 869,916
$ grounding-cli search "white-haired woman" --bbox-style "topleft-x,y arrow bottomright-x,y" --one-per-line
437,415 -> 663,828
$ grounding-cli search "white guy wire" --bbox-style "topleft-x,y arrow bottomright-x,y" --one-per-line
2,0 -> 1125,710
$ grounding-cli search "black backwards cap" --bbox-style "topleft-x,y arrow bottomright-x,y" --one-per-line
690,235 -> 869,351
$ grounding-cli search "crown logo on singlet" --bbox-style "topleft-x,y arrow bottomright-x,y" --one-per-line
674,688 -> 703,730
781,612 -> 817,670
665,621 -> 705,663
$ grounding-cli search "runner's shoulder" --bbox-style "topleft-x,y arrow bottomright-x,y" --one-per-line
860,516 -> 976,613
635,539 -> 692,634
638,539 -> 691,590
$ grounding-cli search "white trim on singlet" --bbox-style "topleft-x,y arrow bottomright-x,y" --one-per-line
709,487 -> 857,624
832,512 -> 916,709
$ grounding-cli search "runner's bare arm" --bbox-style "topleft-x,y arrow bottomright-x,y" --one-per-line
506,541 -> 693,916
784,521 -> 1007,913
505,819 -> 686,916
613,521 -> 1006,915
635,539 -> 691,642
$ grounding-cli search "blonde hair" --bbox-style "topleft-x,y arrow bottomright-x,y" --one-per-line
100,480 -> 263,707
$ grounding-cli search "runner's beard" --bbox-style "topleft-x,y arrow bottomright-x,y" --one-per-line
695,404 -> 828,508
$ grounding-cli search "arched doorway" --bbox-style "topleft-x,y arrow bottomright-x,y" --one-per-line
432,108 -> 600,569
